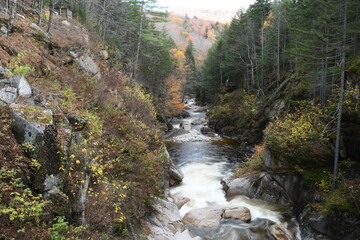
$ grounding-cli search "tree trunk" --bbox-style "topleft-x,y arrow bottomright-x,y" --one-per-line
47,0 -> 55,34
333,0 -> 348,185
134,1 -> 145,81
38,0 -> 43,25
276,12 -> 281,87
8,0 -> 17,33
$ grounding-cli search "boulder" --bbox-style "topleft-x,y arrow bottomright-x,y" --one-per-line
13,75 -> 32,98
191,119 -> 203,125
0,66 -> 6,78
174,229 -> 201,240
180,122 -> 191,131
200,127 -> 214,135
30,23 -> 48,36
0,86 -> 17,104
61,20 -> 71,26
143,194 -> 201,240
99,50 -> 109,60
0,25 -> 8,36
223,206 -> 251,222
75,53 -> 101,80
168,164 -> 184,187
0,75 -> 32,102
193,106 -> 209,112
183,206 -> 224,229
178,111 -> 190,119
172,193 -> 190,209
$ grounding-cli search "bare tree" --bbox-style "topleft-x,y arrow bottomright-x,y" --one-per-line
47,0 -> 55,34
8,0 -> 17,33
333,0 -> 348,185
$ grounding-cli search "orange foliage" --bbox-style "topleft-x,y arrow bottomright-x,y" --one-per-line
164,75 -> 185,115
170,16 -> 182,23
170,48 -> 185,71
186,35 -> 195,42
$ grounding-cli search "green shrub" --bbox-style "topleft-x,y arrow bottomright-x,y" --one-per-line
236,144 -> 265,176
264,103 -> 331,169
5,51 -> 34,77
209,90 -> 259,131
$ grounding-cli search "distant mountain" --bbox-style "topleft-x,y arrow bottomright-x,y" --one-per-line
157,13 -> 224,61
166,7 -> 236,23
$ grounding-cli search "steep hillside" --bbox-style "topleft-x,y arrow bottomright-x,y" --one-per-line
157,14 -> 223,62
0,6 -> 177,240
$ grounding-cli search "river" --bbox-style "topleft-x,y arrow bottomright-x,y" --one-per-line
166,99 -> 300,239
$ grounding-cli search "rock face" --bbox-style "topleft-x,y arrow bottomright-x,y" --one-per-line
172,193 -> 190,209
168,164 -> 184,187
143,194 -> 201,240
221,173 -> 306,213
269,223 -> 296,240
300,206 -> 360,240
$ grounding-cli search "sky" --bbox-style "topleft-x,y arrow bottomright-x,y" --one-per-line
156,0 -> 255,12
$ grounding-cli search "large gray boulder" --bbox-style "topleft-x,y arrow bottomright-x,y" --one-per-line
75,53 -> 101,80
191,119 -> 204,125
183,206 -> 252,229
223,206 -> 251,222
183,207 -> 224,229
0,75 -> 32,104
0,86 -> 17,104
13,75 -> 32,98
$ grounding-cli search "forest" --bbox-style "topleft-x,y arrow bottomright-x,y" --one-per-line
198,0 -> 360,225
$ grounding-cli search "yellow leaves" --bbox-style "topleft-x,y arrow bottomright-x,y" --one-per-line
70,154 -> 76,159
76,160 -> 81,164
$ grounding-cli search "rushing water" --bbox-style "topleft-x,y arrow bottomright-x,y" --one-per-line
167,99 -> 300,239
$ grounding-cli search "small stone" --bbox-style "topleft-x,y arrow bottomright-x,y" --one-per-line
62,20 -> 71,26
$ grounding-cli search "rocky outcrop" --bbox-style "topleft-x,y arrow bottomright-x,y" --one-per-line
70,52 -> 101,80
0,75 -> 32,104
172,193 -> 190,209
168,165 -> 184,187
164,148 -> 184,187
299,206 -> 360,240
221,172 -> 306,212
269,223 -> 296,240
142,193 -> 201,240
